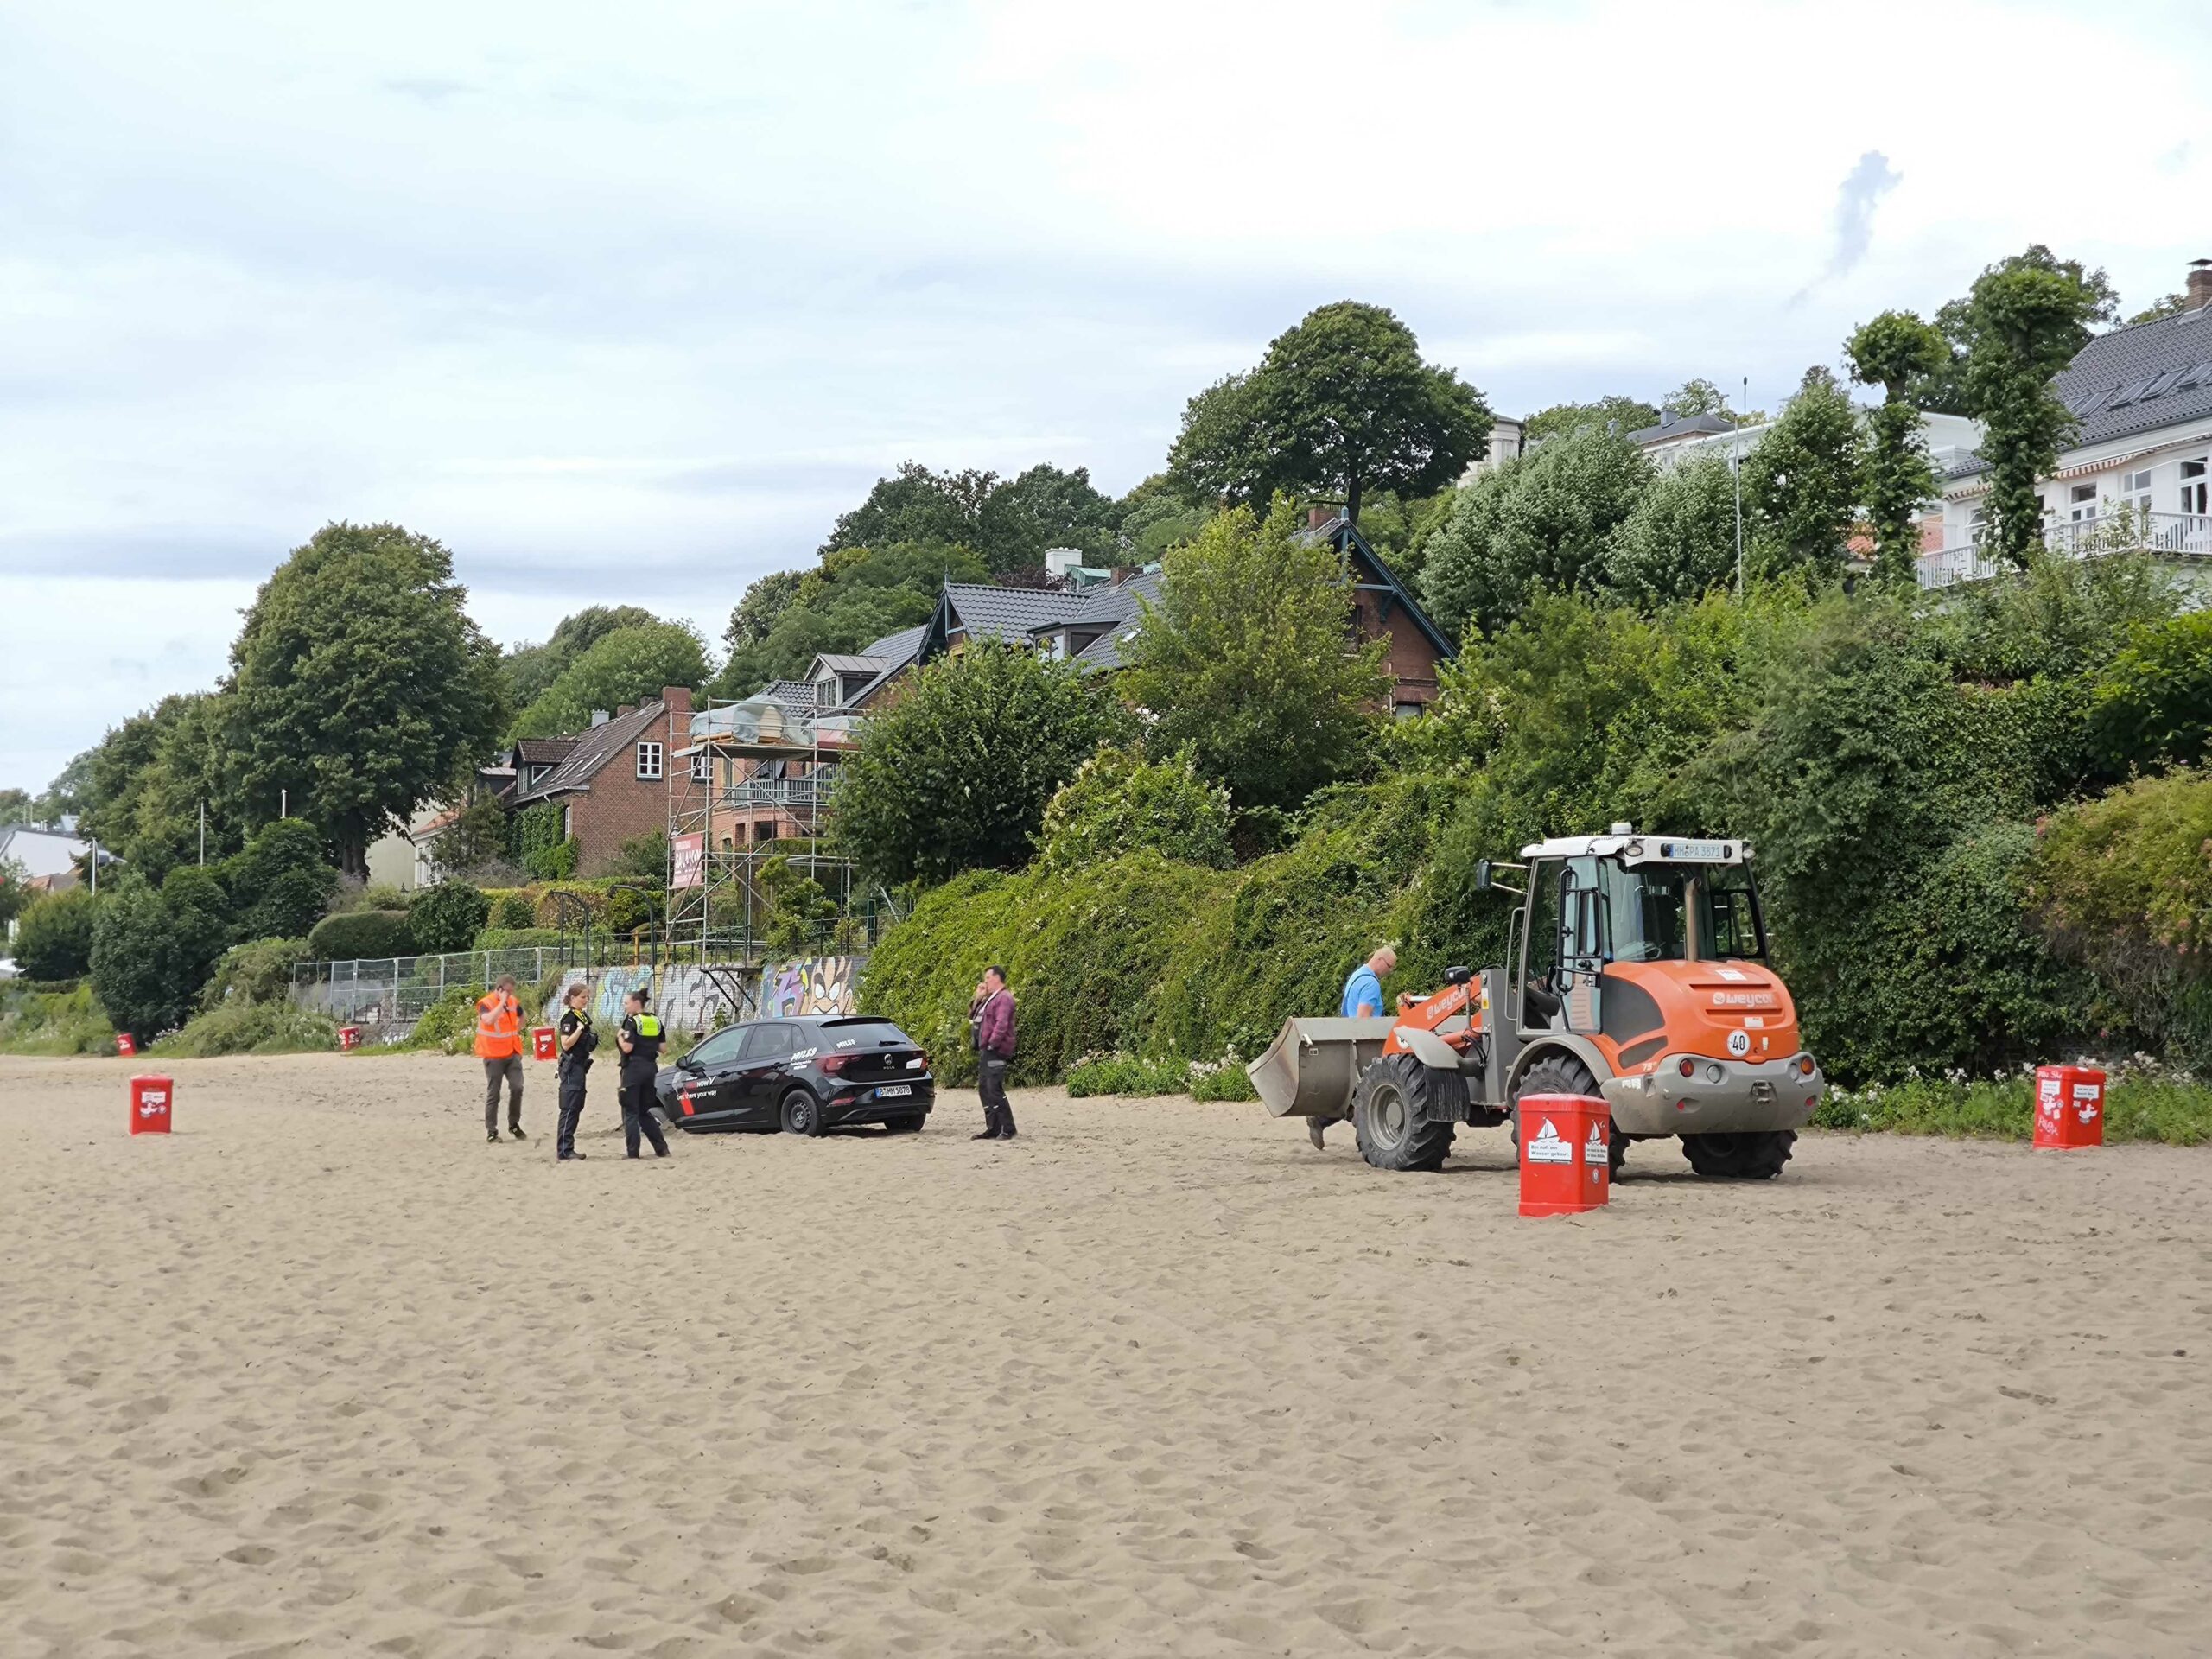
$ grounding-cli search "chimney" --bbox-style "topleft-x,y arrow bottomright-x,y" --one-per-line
1307,505 -> 1332,531
615,702 -> 633,718
662,684 -> 693,719
589,709 -> 611,728
2189,259 -> 2212,312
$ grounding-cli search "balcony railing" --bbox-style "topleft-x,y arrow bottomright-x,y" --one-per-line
1917,511 -> 2212,589
716,777 -> 830,819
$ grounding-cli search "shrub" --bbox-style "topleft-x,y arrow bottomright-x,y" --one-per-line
201,937 -> 308,1007
224,818 -> 338,938
515,804 -> 578,880
395,982 -> 486,1053
1036,746 -> 1232,873
14,888 -> 99,980
89,883 -> 228,1040
0,981 -> 116,1055
491,890 -> 536,930
2088,610 -> 2212,777
304,908 -> 416,962
409,880 -> 491,954
1815,1059 -> 2211,1146
152,1000 -> 339,1058
471,927 -> 566,951
1065,1052 -> 1191,1097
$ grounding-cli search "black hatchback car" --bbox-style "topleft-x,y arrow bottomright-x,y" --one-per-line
654,1015 -> 935,1135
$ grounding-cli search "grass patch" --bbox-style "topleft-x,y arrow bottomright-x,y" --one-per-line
1065,1049 -> 1259,1102
0,981 -> 118,1056
151,1000 -> 339,1058
1815,1061 -> 2212,1146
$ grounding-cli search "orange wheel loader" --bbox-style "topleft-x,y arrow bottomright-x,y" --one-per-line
1245,826 -> 1825,1179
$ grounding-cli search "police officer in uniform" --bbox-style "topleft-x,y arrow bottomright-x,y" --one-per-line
554,980 -> 597,1161
615,987 -> 672,1159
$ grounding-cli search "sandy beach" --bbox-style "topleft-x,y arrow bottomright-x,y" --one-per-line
1,1052 -> 2206,1656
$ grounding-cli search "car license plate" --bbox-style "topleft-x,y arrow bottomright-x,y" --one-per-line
875,1084 -> 912,1098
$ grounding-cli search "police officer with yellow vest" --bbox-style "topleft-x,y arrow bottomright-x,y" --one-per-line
475,975 -> 526,1143
615,986 -> 671,1159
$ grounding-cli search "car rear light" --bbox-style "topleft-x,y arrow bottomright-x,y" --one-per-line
1796,1054 -> 1816,1077
1677,1058 -> 1695,1077
818,1054 -> 850,1076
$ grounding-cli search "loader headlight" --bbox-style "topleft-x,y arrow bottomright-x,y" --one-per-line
1705,1064 -> 1724,1084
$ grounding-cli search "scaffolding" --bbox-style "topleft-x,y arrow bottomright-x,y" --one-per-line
663,686 -> 894,968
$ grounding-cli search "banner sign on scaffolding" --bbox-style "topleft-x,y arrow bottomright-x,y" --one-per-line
671,831 -> 705,890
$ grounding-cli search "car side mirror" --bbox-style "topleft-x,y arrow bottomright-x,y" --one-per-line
1472,860 -> 1492,892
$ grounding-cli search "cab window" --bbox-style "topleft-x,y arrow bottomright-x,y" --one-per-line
1699,865 -> 1767,960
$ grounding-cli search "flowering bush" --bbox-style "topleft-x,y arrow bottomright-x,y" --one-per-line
1814,1052 -> 2209,1144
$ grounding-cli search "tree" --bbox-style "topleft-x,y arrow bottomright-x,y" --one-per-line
0,788 -> 31,826
1523,395 -> 1661,444
0,855 -> 30,931
1605,453 -> 1740,607
1955,251 -> 2110,568
89,883 -> 227,1040
976,463 -> 1121,569
1166,302 -> 1491,523
226,522 -> 507,877
14,888 -> 98,979
2089,611 -> 2212,776
409,880 -> 491,953
1123,499 -> 1389,810
2126,292 -> 2189,326
503,605 -> 659,709
32,750 -> 94,823
1741,369 -> 1866,576
434,795 -> 513,875
822,461 -> 996,559
722,570 -> 804,652
1845,310 -> 1948,584
1662,378 -> 1730,420
1418,424 -> 1652,641
511,620 -> 708,738
715,541 -> 990,697
830,642 -> 1130,885
1917,244 -> 2117,415
1116,474 -> 1210,564
1036,746 -> 1232,873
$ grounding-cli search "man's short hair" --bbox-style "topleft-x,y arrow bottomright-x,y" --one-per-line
984,964 -> 1007,984
496,975 -> 517,990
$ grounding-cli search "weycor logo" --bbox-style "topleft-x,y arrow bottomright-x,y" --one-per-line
1710,991 -> 1776,1008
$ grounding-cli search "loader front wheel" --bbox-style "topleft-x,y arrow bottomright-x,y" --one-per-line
1511,1052 -> 1629,1174
1680,1130 -> 1796,1180
1353,1053 -> 1459,1173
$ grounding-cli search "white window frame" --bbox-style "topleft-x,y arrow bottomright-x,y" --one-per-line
635,741 -> 664,780
2069,481 -> 2098,523
689,749 -> 709,782
2182,457 -> 2209,518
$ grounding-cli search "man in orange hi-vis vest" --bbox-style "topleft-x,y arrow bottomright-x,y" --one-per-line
475,976 -> 526,1144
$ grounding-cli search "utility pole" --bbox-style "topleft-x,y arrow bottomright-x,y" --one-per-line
199,798 -> 207,865
280,788 -> 288,819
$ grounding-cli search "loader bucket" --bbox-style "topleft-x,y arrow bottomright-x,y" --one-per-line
1245,1016 -> 1399,1119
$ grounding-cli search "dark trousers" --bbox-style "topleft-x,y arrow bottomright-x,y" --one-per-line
620,1076 -> 669,1157
556,1065 -> 589,1158
978,1053 -> 1015,1136
483,1054 -> 524,1134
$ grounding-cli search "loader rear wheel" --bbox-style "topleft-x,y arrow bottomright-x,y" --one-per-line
1510,1052 -> 1628,1174
1353,1054 -> 1459,1173
1679,1130 -> 1796,1180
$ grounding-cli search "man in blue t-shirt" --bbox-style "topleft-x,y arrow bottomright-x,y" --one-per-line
1313,944 -> 1396,1149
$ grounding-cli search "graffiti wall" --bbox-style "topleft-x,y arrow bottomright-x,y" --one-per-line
759,956 -> 860,1018
544,956 -> 865,1034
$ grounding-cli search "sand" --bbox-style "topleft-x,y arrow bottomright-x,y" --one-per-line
0,1052 -> 2207,1657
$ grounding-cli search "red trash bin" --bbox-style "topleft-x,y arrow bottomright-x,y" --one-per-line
337,1026 -> 361,1051
1517,1092 -> 1611,1217
130,1074 -> 173,1135
531,1026 -> 557,1062
2034,1065 -> 2105,1149
115,1032 -> 137,1058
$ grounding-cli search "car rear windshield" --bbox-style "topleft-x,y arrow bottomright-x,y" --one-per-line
817,1020 -> 912,1046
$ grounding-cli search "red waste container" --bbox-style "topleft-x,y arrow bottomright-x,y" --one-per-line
531,1026 -> 557,1062
115,1032 -> 137,1058
1517,1092 -> 1611,1217
130,1074 -> 173,1135
2034,1065 -> 2105,1149
337,1026 -> 361,1051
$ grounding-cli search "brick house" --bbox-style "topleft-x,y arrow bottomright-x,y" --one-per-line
508,688 -> 693,876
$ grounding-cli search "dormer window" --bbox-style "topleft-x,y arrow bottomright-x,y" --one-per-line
636,741 -> 664,780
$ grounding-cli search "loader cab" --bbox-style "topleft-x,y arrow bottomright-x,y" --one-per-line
1507,831 -> 1766,1038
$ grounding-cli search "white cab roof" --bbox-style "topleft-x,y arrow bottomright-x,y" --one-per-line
1518,831 -> 1748,865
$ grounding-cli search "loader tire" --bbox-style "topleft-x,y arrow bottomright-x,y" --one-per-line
1679,1130 -> 1796,1180
1353,1053 -> 1459,1173
1510,1052 -> 1628,1175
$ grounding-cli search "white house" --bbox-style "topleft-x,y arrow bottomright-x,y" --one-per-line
1923,260 -> 2212,587
0,824 -> 100,888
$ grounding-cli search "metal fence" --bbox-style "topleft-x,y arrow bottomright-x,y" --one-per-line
291,947 -> 564,1031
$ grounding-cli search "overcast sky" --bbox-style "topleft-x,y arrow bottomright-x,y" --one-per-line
5,0 -> 2209,795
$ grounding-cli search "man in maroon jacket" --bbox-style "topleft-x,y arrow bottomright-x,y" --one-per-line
973,965 -> 1019,1141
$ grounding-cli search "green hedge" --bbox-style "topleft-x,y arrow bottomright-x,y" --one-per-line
1816,1067 -> 2212,1145
304,909 -> 416,962
152,1000 -> 339,1058
0,981 -> 116,1055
